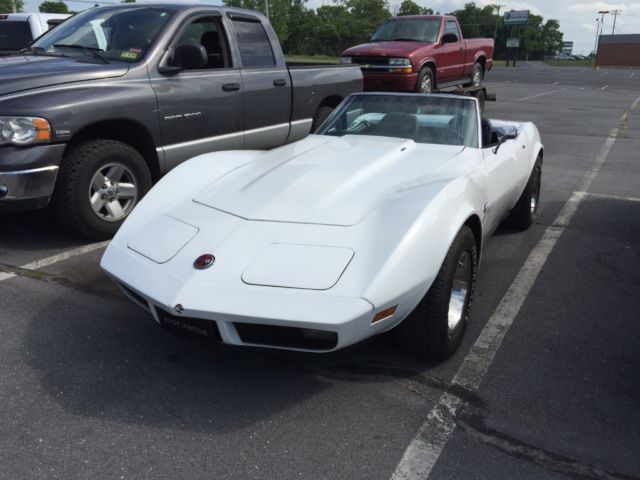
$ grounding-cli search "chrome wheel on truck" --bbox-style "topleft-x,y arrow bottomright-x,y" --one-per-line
416,67 -> 435,94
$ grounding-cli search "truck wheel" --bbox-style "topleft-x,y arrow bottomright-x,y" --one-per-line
465,62 -> 483,87
416,66 -> 435,93
506,159 -> 542,231
311,105 -> 334,132
395,225 -> 478,360
52,139 -> 152,240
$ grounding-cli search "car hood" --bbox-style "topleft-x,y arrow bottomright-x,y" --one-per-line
194,135 -> 463,226
342,41 -> 432,58
0,55 -> 128,96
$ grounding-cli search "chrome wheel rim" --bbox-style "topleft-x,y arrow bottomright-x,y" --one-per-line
448,251 -> 471,333
530,168 -> 541,215
473,67 -> 481,86
88,162 -> 138,222
420,75 -> 432,93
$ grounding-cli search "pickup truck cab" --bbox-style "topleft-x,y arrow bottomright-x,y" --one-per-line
341,15 -> 493,93
0,13 -> 70,56
0,4 -> 361,238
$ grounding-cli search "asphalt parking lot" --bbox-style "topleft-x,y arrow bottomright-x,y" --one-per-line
1,62 -> 639,480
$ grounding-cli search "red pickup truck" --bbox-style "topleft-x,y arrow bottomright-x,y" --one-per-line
341,15 -> 494,93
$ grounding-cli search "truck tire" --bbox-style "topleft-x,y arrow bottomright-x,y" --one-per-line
506,158 -> 541,231
311,105 -> 334,132
465,62 -> 483,87
416,66 -> 435,93
52,139 -> 152,240
395,225 -> 478,360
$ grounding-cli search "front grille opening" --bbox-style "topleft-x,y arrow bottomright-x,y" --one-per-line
118,282 -> 150,311
234,323 -> 338,351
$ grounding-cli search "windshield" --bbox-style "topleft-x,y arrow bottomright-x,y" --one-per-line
0,21 -> 32,51
316,94 -> 479,148
32,6 -> 174,63
371,18 -> 440,43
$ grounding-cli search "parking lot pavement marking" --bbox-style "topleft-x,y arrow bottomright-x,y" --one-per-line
601,85 -> 609,90
518,87 -> 569,102
632,96 -> 640,111
390,125 -> 623,480
583,192 -> 640,203
0,241 -> 109,283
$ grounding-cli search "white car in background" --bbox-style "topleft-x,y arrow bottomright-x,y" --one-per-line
0,13 -> 70,55
101,93 -> 543,360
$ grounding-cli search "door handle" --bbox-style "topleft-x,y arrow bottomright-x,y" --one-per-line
222,82 -> 241,91
273,78 -> 287,86
458,47 -> 464,52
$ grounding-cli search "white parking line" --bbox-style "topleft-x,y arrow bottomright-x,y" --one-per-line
0,241 -> 109,283
601,85 -> 609,90
390,125 -> 621,480
583,192 -> 640,203
519,87 -> 568,102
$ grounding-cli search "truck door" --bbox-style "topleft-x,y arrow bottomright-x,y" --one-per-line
151,14 -> 243,171
437,20 -> 464,83
229,15 -> 292,149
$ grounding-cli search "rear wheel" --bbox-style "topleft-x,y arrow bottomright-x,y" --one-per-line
464,62 -> 483,87
416,66 -> 435,94
52,139 -> 152,240
311,105 -> 334,132
507,159 -> 542,230
395,225 -> 478,359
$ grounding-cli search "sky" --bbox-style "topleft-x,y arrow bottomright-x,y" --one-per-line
23,0 -> 640,54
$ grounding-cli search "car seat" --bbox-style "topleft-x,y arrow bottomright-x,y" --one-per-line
201,31 -> 224,68
372,113 -> 418,140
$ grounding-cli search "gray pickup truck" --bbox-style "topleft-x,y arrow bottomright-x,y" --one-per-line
0,4 -> 362,238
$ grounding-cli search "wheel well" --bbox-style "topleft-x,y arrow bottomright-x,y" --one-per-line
464,214 -> 483,256
476,56 -> 486,75
318,95 -> 342,109
67,120 -> 161,181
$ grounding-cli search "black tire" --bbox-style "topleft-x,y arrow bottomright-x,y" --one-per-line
395,225 -> 478,360
311,105 -> 334,132
52,139 -> 152,240
416,66 -> 435,93
506,159 -> 542,231
464,62 -> 483,88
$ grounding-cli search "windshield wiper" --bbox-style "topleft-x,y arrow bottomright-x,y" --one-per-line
53,44 -> 109,63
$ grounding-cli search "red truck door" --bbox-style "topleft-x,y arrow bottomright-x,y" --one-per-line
436,19 -> 464,83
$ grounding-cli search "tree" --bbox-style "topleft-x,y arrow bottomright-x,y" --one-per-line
122,0 -> 136,3
39,0 -> 69,13
0,0 -> 24,12
397,0 -> 432,16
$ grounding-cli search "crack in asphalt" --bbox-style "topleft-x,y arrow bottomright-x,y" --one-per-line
455,405 -> 639,480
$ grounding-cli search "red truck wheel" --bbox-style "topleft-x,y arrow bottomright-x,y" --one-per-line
416,67 -> 435,94
465,62 -> 483,88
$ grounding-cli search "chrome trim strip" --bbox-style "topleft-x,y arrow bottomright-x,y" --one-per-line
0,166 -> 59,175
290,118 -> 312,127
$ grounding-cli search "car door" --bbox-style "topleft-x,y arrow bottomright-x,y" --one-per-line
151,14 -> 243,171
228,14 -> 291,149
436,20 -> 464,83
481,131 -> 529,232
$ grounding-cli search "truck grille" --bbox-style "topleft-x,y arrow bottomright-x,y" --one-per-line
351,56 -> 388,66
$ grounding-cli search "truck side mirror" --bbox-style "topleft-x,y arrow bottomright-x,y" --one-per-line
172,43 -> 207,70
441,33 -> 458,44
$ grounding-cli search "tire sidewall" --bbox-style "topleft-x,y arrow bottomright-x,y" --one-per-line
416,67 -> 435,93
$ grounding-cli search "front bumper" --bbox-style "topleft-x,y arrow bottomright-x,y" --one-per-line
363,72 -> 418,92
102,242 -> 378,353
0,144 -> 66,211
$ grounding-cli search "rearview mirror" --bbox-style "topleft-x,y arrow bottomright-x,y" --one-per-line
171,43 -> 207,70
492,130 -> 518,154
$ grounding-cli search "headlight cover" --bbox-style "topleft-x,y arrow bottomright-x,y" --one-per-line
388,57 -> 411,66
0,117 -> 51,146
341,56 -> 352,64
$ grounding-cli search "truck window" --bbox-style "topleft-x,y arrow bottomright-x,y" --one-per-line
0,21 -> 33,51
444,20 -> 460,41
231,19 -> 275,68
174,17 -> 231,69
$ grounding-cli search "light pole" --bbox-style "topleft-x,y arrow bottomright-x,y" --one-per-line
611,10 -> 621,34
598,10 -> 609,37
493,4 -> 506,39
10,0 -> 17,12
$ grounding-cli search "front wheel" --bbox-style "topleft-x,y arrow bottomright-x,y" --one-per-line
395,225 -> 478,359
52,139 -> 152,240
416,67 -> 435,94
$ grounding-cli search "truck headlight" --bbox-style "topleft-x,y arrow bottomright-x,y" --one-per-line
0,117 -> 51,146
341,56 -> 352,64
388,57 -> 411,66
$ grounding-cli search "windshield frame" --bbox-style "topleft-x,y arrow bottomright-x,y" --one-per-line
371,17 -> 441,43
315,93 -> 482,149
31,5 -> 177,63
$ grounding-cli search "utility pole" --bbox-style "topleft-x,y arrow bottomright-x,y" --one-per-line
10,0 -> 17,13
598,10 -> 609,37
611,10 -> 621,34
493,4 -> 506,38
264,0 -> 269,19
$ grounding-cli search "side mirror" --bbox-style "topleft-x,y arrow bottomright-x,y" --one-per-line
441,33 -> 458,44
492,129 -> 518,154
171,43 -> 207,70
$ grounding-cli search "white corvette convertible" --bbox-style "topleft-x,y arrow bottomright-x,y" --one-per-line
101,93 -> 543,359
